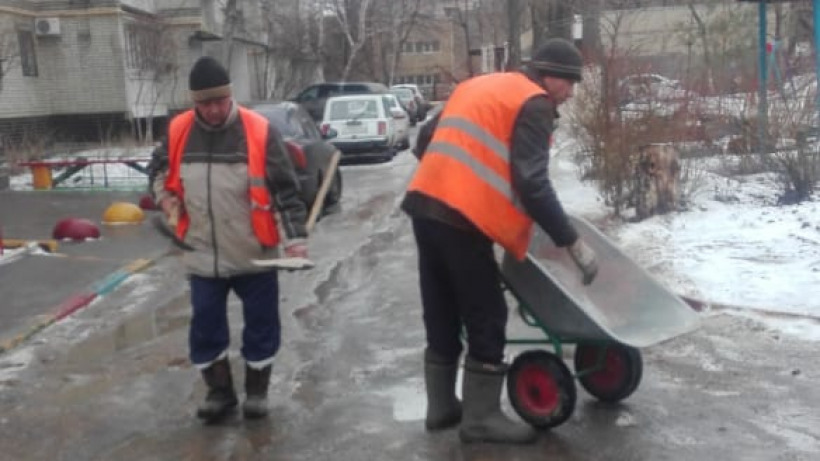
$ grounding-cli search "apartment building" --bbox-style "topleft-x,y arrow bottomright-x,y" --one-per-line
0,0 -> 268,153
389,1 -> 508,101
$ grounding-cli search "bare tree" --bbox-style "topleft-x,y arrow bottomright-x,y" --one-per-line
220,0 -> 240,66
326,0 -> 376,81
372,0 -> 424,84
447,0 -> 477,77
567,8 -> 683,218
126,19 -> 180,143
685,1 -> 715,93
261,0 -> 326,99
530,0 -> 572,50
507,0 -> 523,69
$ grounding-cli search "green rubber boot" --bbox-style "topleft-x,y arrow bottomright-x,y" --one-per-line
424,349 -> 462,430
459,357 -> 537,444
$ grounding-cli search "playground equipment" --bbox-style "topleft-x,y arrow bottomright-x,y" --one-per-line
52,218 -> 100,241
102,202 -> 145,225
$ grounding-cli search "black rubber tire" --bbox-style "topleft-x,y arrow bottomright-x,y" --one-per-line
325,168 -> 342,206
574,343 -> 643,403
507,350 -> 577,429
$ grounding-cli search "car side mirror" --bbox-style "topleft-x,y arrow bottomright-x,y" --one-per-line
390,108 -> 406,119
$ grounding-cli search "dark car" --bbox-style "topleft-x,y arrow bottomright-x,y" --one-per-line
291,82 -> 389,122
250,101 -> 342,213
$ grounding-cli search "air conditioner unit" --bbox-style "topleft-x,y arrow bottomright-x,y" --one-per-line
35,18 -> 61,37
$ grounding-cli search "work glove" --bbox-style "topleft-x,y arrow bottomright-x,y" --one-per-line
284,238 -> 308,258
159,195 -> 182,225
566,239 -> 598,285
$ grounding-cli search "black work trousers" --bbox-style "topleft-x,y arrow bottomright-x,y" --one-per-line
411,217 -> 508,365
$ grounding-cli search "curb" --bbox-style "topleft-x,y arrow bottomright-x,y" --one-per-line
0,256 -> 158,354
680,294 -> 820,321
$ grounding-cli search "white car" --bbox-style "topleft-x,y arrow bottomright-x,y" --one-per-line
391,83 -> 430,120
619,73 -> 689,105
382,93 -> 411,150
320,94 -> 408,161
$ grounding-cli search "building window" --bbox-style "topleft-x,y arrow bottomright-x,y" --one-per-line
125,22 -> 160,70
403,41 -> 441,55
396,73 -> 439,87
18,30 -> 38,77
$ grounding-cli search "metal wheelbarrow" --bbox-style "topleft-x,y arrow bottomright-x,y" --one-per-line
499,215 -> 700,429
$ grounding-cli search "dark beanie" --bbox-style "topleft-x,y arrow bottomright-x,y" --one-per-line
189,56 -> 232,102
529,38 -> 583,82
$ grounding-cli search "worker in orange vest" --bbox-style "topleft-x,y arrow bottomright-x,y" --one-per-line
147,56 -> 308,423
403,38 -> 598,444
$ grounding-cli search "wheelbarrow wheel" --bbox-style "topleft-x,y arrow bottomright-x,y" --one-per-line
507,350 -> 576,429
574,343 -> 642,403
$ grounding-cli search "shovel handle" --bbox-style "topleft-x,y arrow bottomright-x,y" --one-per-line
305,150 -> 341,233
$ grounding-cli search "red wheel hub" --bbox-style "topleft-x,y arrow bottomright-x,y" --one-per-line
582,349 -> 628,393
516,364 -> 560,414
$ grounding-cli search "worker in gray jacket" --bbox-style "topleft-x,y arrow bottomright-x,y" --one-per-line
147,56 -> 308,423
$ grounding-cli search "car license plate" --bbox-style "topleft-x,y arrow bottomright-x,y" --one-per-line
344,122 -> 366,135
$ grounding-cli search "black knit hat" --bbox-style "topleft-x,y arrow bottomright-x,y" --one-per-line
529,38 -> 583,82
189,56 -> 232,102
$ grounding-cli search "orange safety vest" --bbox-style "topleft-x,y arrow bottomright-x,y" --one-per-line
164,106 -> 280,247
407,72 -> 547,260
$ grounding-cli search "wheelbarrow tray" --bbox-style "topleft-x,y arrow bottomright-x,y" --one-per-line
501,215 -> 700,348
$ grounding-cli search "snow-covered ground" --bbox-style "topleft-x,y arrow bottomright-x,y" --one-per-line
550,128 -> 820,340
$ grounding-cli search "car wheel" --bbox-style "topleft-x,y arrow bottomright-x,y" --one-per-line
300,169 -> 319,209
325,168 -> 342,206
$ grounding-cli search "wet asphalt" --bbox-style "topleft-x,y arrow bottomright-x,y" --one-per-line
1,141 -> 820,460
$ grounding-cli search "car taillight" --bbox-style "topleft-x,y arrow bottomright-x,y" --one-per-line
284,140 -> 307,169
320,123 -> 330,137
378,121 -> 386,135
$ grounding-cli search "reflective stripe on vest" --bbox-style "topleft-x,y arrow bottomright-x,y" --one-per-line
407,72 -> 546,259
164,106 -> 280,247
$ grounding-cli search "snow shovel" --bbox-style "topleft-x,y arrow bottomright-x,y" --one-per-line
251,149 -> 342,270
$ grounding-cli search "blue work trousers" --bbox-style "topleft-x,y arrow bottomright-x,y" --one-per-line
188,270 -> 280,366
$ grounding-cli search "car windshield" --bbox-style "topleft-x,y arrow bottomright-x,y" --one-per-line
328,99 -> 379,120
253,106 -> 298,137
390,89 -> 414,103
391,88 -> 413,98
342,85 -> 369,93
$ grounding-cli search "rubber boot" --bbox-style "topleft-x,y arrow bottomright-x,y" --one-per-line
424,349 -> 462,430
243,364 -> 272,419
196,357 -> 238,423
459,357 -> 537,444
